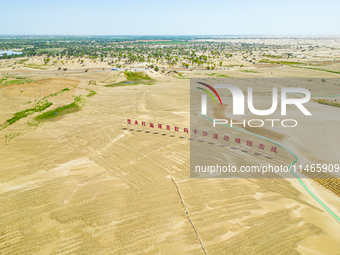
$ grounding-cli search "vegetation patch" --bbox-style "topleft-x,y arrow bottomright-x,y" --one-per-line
17,59 -> 28,64
38,48 -> 65,54
173,75 -> 190,79
0,75 -> 34,85
87,80 -> 97,85
292,66 -> 340,74
34,96 -> 84,121
5,132 -> 21,145
316,99 -> 340,108
260,59 -> 304,65
206,73 -> 233,78
87,90 -> 97,97
105,71 -> 154,87
173,73 -> 190,79
239,70 -> 259,73
0,87 -> 72,130
23,63 -> 48,70
124,71 -> 152,80
1,99 -> 52,129
262,54 -> 283,59
49,88 -> 70,97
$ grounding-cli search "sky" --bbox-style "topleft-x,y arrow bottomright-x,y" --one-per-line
1,0 -> 340,35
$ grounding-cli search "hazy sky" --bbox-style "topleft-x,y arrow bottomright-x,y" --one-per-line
1,0 -> 340,35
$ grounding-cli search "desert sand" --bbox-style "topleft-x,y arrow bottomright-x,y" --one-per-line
0,38 -> 340,254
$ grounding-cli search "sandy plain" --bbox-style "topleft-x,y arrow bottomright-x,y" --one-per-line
0,44 -> 340,254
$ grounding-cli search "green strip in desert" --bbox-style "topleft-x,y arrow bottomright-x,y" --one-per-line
105,71 -> 154,87
260,59 -> 304,65
239,70 -> 259,73
292,65 -> 340,74
0,75 -> 34,85
48,88 -> 70,97
206,73 -> 233,78
262,54 -> 283,58
34,96 -> 83,121
0,87 -> 72,130
87,90 -> 97,97
315,99 -> 340,108
124,71 -> 151,80
2,99 -> 52,128
105,81 -> 154,87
